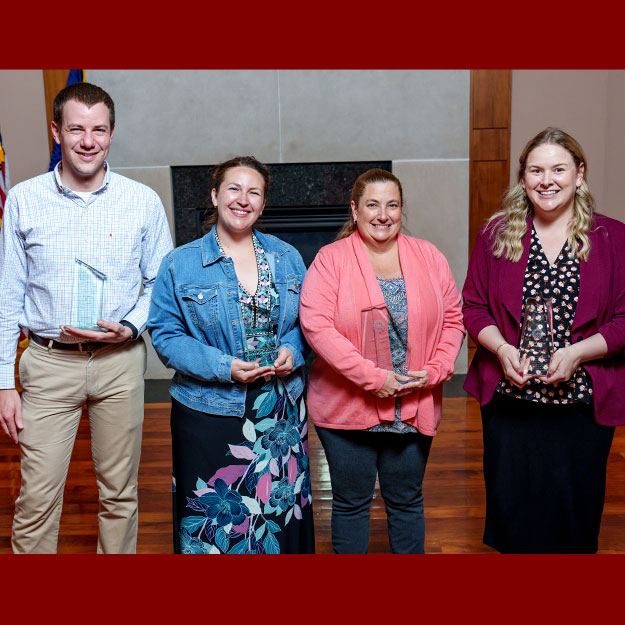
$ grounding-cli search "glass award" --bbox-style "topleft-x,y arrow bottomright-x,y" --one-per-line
361,304 -> 393,370
242,298 -> 278,366
519,296 -> 554,376
70,259 -> 107,331
244,329 -> 278,367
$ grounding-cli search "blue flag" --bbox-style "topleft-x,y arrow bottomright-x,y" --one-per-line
0,129 -> 9,220
48,70 -> 85,172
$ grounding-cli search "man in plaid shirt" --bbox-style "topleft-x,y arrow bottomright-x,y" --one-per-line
0,82 -> 173,553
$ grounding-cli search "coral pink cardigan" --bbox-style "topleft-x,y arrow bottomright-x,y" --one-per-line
299,231 -> 465,435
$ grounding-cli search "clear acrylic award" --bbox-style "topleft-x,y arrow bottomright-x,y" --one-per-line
242,298 -> 278,366
361,304 -> 394,370
519,296 -> 554,376
70,259 -> 107,331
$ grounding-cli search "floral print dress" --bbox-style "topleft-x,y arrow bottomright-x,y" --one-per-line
171,235 -> 315,554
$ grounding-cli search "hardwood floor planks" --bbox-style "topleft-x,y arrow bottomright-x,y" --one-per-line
1,396 -> 625,554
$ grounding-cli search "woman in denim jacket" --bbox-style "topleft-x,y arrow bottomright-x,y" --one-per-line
148,156 -> 314,554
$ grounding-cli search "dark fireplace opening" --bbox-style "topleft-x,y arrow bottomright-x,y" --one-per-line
171,161 -> 391,266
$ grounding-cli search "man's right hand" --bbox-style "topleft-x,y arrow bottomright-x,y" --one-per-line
0,389 -> 23,444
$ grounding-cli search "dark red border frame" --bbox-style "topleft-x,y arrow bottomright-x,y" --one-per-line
3,3 -> 623,619
3,4 -> 624,69
6,553 -> 624,618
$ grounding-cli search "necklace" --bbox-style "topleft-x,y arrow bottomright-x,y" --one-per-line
214,230 -> 266,327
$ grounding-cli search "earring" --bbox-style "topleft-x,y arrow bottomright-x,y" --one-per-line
353,215 -> 357,223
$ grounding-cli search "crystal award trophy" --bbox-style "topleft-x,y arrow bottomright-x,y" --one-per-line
242,298 -> 278,366
518,296 -> 554,376
70,259 -> 107,331
361,304 -> 393,370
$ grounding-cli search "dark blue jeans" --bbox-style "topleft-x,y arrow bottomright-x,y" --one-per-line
316,426 -> 433,554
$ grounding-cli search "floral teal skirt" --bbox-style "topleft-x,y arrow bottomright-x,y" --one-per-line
171,377 -> 315,554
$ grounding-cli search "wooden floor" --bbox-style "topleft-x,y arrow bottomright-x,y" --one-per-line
2,395 -> 625,554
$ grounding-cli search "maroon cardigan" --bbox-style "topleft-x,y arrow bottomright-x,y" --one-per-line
462,213 -> 625,426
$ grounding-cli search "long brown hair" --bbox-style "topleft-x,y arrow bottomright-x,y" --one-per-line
489,127 -> 594,262
202,156 -> 271,231
335,168 -> 404,241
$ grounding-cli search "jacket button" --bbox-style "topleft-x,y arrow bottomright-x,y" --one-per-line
198,292 -> 204,300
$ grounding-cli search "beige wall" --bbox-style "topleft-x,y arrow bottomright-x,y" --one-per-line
87,70 -> 471,374
605,71 -> 625,222
0,70 -> 49,185
2,69 -> 473,375
87,70 -> 469,165
6,69 -> 625,378
511,70 -> 625,222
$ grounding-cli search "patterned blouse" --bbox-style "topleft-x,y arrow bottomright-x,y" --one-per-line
368,276 -> 418,434
215,231 -> 280,367
497,226 -> 593,404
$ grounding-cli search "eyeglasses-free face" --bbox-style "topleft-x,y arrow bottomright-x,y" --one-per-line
351,181 -> 403,249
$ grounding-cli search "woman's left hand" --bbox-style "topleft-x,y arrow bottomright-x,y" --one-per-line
538,344 -> 582,385
273,348 -> 293,377
395,370 -> 429,397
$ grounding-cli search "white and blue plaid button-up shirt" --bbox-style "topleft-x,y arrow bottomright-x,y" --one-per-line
0,162 -> 173,388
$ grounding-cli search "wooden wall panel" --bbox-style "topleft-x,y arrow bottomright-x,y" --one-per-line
468,71 -> 512,353
470,69 -> 511,129
469,70 -> 511,257
469,160 -> 508,243
470,128 -> 509,162
42,70 -> 70,154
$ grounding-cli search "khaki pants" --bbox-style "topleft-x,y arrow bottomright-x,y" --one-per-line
12,337 -> 147,554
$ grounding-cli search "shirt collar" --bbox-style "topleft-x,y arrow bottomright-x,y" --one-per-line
201,226 -> 289,267
53,160 -> 111,196
201,226 -> 226,266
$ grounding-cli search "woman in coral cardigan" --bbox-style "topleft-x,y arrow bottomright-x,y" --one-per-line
463,128 -> 625,553
299,169 -> 464,553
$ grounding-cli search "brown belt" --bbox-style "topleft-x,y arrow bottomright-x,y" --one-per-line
29,332 -> 110,353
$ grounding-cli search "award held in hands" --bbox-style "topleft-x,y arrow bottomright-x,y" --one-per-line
519,296 -> 554,376
242,296 -> 278,367
70,259 -> 107,331
361,304 -> 394,370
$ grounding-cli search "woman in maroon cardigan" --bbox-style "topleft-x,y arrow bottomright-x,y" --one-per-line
463,127 -> 625,553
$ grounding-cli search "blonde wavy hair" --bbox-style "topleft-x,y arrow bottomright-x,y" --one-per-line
335,168 -> 404,241
488,127 -> 595,262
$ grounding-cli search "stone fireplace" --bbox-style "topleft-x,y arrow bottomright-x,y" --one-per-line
171,161 -> 391,266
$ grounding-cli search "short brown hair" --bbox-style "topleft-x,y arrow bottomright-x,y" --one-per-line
53,82 -> 115,129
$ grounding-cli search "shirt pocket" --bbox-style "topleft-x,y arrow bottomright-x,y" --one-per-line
102,226 -> 141,276
180,286 -> 219,328
286,276 -> 301,321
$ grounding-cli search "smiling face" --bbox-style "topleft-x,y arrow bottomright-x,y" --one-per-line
211,166 -> 266,238
351,181 -> 402,248
521,143 -> 584,221
51,99 -> 113,192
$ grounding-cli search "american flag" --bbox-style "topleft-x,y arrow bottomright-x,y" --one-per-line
0,129 -> 9,227
49,70 -> 85,171
0,129 -> 29,350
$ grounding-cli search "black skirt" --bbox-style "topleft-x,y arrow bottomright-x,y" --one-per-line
171,377 -> 315,554
481,393 -> 614,554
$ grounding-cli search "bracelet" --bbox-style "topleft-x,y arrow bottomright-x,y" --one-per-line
495,342 -> 509,356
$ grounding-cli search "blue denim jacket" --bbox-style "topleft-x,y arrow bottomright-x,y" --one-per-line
147,227 -> 308,417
